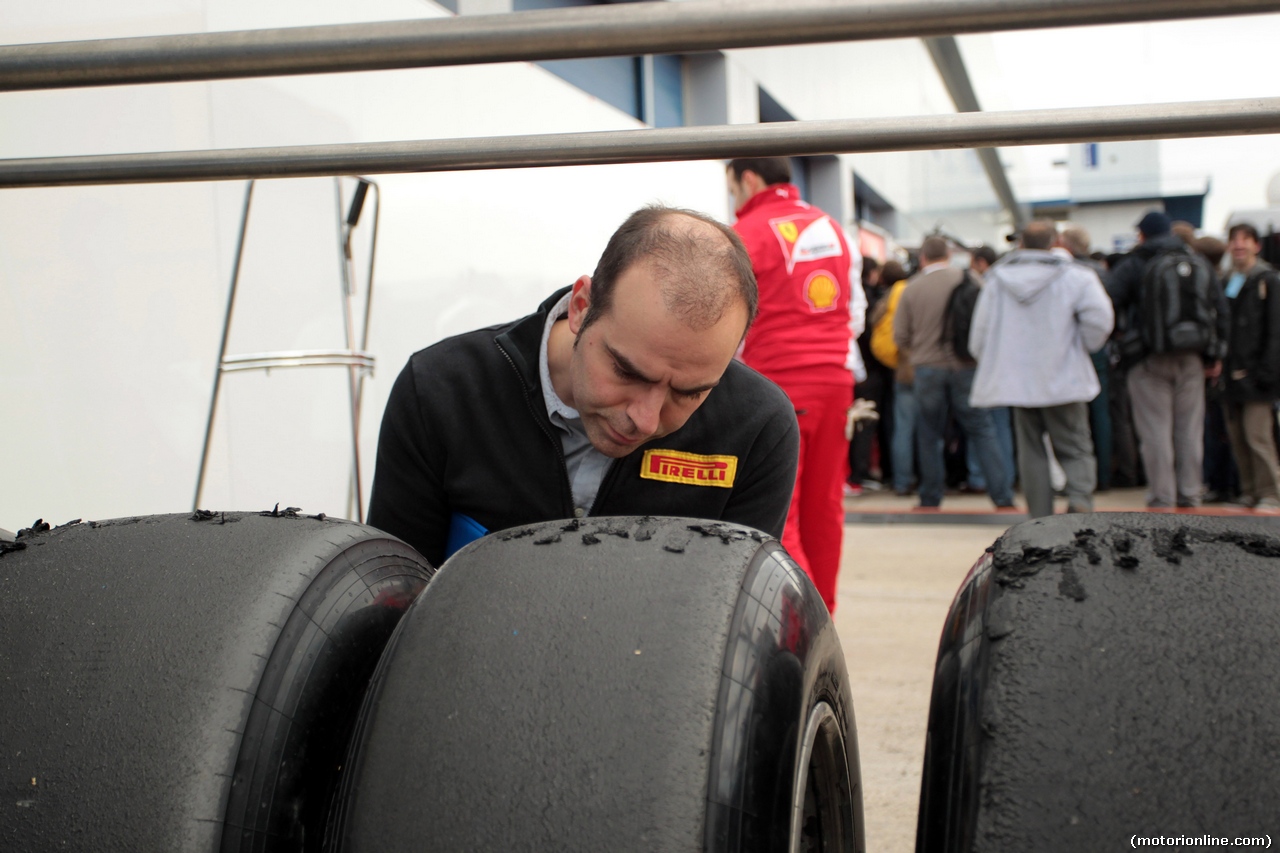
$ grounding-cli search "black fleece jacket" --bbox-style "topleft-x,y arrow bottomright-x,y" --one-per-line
1225,260 -> 1280,403
1105,232 -> 1229,363
1106,233 -> 1187,313
367,287 -> 801,567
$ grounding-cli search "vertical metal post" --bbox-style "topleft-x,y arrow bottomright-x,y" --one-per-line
357,181 -> 379,355
335,179 -> 365,522
353,182 -> 380,506
640,55 -> 656,126
193,180 -> 255,511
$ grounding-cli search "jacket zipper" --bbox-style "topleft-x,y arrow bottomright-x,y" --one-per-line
495,339 -> 576,517
590,457 -> 623,517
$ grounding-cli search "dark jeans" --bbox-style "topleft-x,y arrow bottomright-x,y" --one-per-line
1110,364 -> 1143,488
965,406 -> 1014,493
915,365 -> 1013,507
849,366 -> 893,483
892,381 -> 919,493
1203,391 -> 1240,498
1088,348 -> 1112,491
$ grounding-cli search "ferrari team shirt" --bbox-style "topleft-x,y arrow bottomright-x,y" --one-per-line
733,183 -> 857,385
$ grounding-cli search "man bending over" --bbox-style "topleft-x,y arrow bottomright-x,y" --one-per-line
368,206 -> 801,566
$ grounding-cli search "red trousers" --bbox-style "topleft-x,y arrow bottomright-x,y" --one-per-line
779,381 -> 852,613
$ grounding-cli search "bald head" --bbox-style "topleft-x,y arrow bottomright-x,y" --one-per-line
1020,219 -> 1057,250
920,236 -> 950,264
1059,226 -> 1090,257
582,206 -> 758,335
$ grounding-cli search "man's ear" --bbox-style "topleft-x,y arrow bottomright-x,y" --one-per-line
567,275 -> 593,335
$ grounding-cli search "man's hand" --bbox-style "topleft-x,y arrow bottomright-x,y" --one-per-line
1205,359 -> 1223,380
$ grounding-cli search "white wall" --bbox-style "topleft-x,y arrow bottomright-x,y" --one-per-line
1069,140 -> 1162,205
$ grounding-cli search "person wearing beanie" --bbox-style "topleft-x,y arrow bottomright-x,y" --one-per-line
1136,211 -> 1173,239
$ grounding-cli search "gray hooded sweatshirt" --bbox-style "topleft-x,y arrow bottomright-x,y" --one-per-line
968,249 -> 1115,408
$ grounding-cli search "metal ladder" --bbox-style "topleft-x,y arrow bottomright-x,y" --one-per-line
193,177 -> 380,521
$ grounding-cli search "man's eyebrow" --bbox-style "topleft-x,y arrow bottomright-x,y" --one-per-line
606,343 -> 720,395
606,344 -> 655,383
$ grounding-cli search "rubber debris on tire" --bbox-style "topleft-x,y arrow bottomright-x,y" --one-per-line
917,513 -> 1280,852
0,511 -> 433,852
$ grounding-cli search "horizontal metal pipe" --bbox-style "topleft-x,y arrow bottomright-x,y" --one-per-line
3,0 -> 1280,91
2,98 -> 1276,189
220,350 -> 376,372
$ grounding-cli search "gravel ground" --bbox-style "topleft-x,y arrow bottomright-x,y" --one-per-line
832,523 -> 1002,853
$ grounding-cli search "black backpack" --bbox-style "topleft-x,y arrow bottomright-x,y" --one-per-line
1136,247 -> 1221,358
943,271 -> 981,362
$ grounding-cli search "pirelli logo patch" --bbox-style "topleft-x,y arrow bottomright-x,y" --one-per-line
641,450 -> 738,488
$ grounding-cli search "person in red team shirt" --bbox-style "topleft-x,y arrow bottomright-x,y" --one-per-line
727,157 -> 861,612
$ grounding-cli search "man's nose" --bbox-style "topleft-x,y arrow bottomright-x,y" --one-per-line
626,387 -> 664,437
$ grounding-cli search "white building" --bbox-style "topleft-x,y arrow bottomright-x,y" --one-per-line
1027,140 -> 1209,253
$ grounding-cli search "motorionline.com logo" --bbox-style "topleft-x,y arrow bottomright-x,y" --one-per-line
1131,835 -> 1271,848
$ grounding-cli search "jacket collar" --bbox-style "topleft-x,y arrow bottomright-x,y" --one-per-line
735,183 -> 801,218
1243,258 -> 1275,278
494,285 -> 573,393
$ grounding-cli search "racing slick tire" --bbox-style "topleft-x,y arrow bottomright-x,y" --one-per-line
916,512 -> 1280,852
327,516 -> 863,853
0,511 -> 433,852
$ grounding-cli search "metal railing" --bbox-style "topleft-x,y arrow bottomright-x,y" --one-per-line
0,0 -> 1277,185
3,0 -> 1279,91
1,98 -> 1277,188
8,0 -> 1276,520
218,350 -> 376,374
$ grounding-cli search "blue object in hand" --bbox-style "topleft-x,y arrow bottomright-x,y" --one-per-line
445,513 -> 489,560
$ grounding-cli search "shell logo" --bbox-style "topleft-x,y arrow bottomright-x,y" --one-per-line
776,221 -> 799,244
805,272 -> 839,311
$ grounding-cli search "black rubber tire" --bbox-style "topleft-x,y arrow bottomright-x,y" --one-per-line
917,512 -> 1280,852
327,516 -> 863,853
0,511 -> 433,851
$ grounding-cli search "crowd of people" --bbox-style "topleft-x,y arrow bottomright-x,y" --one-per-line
850,211 -> 1280,515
